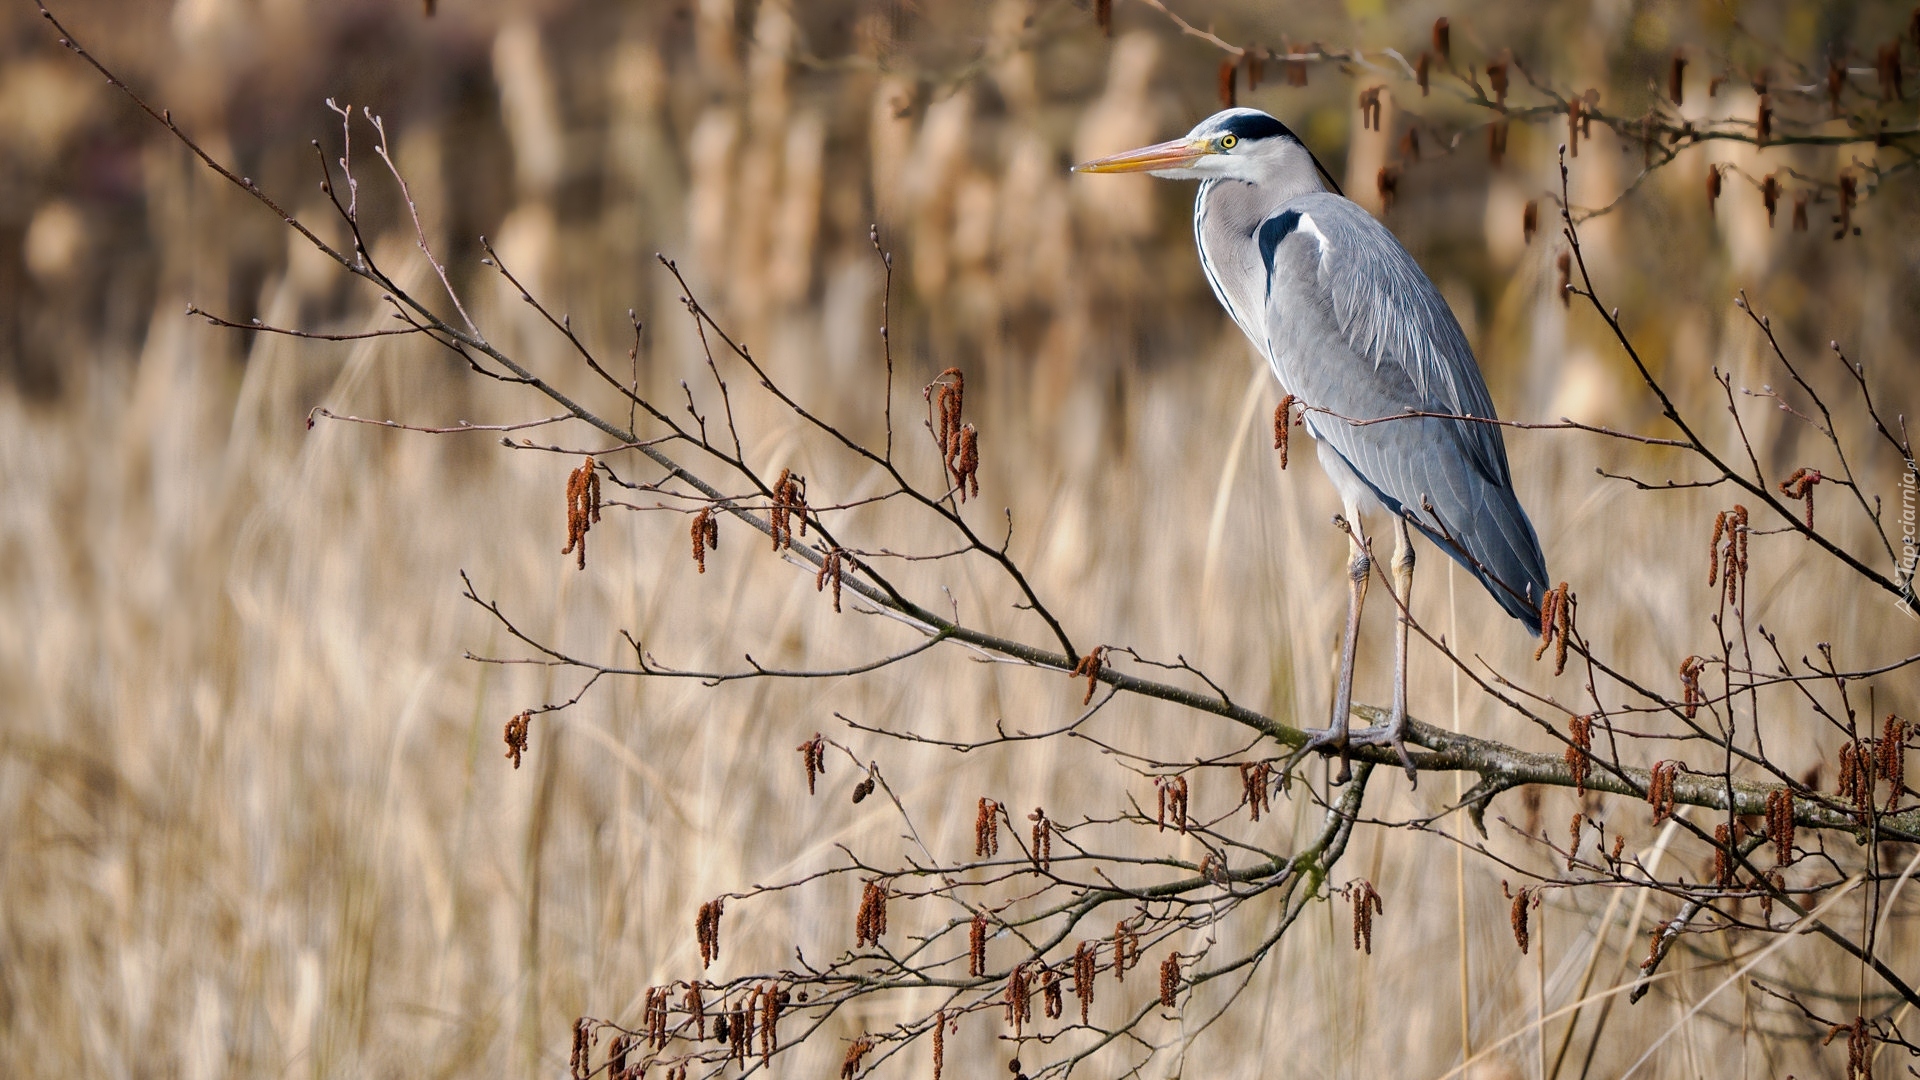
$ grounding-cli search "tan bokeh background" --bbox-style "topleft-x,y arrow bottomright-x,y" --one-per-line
2,1 -> 1917,1076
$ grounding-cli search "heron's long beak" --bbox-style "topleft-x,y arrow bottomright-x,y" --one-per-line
1071,137 -> 1211,173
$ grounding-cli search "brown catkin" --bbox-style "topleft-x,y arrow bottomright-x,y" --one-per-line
1071,647 -> 1106,706
1156,775 -> 1190,833
1041,964 -> 1063,1019
1679,656 -> 1707,718
1112,922 -> 1139,982
1708,512 -> 1727,588
1073,941 -> 1096,1023
571,1017 -> 592,1079
1350,880 -> 1383,954
1568,812 -> 1585,870
1767,788 -> 1795,866
1028,807 -> 1053,872
1158,952 -> 1181,1008
1507,884 -> 1531,954
798,732 -> 825,795
759,982 -> 782,1064
954,424 -> 980,500
1779,468 -> 1823,529
1533,583 -> 1572,674
968,914 -> 989,977
645,986 -> 669,1051
607,1034 -> 629,1080
1713,822 -> 1734,887
686,982 -> 707,1040
1241,761 -> 1273,821
932,1011 -> 945,1080
1358,86 -> 1383,131
1881,715 -> 1909,810
855,881 -> 889,947
561,456 -> 602,570
698,897 -> 724,968
1647,761 -> 1678,823
734,997 -> 754,1065
1005,962 -> 1033,1033
840,1035 -> 873,1080
975,798 -> 1000,857
1566,715 -> 1593,796
1273,394 -> 1296,469
1839,742 -> 1873,820
691,506 -> 718,572
815,547 -> 845,612
504,710 -> 531,769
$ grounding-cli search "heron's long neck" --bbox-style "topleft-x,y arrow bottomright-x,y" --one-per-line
1193,177 -> 1302,346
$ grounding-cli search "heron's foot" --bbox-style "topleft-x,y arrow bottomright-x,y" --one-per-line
1345,722 -> 1418,786
1300,723 -> 1417,787
1299,725 -> 1355,785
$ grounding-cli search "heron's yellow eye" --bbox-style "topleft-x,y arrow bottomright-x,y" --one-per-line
1220,134 -> 1238,150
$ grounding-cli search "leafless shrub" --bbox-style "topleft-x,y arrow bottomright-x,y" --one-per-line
38,2 -> 1920,1075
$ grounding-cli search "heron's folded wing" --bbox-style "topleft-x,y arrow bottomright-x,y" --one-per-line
1261,194 -> 1549,623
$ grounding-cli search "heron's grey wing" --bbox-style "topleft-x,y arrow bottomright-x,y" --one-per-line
1259,194 -> 1549,625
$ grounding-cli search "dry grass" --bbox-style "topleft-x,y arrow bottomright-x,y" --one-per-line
3,1 -> 1918,1077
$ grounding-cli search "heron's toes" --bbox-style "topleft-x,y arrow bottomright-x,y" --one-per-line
1298,727 -> 1357,785
1345,724 -> 1419,786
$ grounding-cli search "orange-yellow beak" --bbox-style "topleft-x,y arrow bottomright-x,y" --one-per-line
1071,137 -> 1211,174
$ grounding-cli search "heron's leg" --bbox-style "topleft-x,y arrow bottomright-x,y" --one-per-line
1348,518 -> 1418,783
1303,515 -> 1370,784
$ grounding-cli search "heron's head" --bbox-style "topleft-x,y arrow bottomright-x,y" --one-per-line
1072,108 -> 1338,193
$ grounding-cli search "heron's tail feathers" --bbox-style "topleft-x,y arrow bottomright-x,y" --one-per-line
1410,490 -> 1549,634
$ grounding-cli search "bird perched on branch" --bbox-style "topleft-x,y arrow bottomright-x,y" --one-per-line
1074,108 -> 1547,782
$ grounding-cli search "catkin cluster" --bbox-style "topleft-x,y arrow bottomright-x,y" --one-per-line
1240,762 -> 1273,821
1646,761 -> 1679,823
689,506 -> 719,572
797,733 -> 826,795
1533,582 -> 1572,674
697,897 -> 724,968
1156,775 -> 1189,834
855,882 -> 889,947
1565,715 -> 1592,796
769,469 -> 807,550
1350,880 -> 1383,954
561,456 -> 602,570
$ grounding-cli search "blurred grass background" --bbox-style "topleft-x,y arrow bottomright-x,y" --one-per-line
2,0 -> 1917,1076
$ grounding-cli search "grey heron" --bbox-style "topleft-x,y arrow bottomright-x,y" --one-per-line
1073,108 -> 1548,782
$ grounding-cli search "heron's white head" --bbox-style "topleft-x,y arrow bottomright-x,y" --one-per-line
1071,108 -> 1339,194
